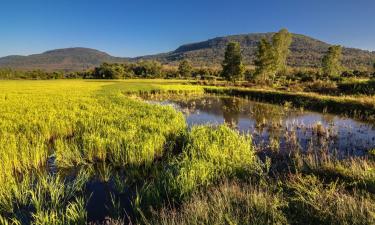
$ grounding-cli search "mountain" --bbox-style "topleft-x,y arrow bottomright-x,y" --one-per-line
0,48 -> 127,72
137,33 -> 375,69
0,33 -> 374,71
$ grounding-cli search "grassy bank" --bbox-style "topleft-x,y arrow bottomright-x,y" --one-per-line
205,86 -> 375,121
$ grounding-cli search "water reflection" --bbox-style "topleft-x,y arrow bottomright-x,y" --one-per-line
147,95 -> 375,157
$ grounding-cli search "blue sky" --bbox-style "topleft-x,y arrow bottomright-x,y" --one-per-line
0,0 -> 374,57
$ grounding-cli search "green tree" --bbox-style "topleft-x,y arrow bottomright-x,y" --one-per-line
221,42 -> 245,82
254,39 -> 275,83
178,59 -> 193,77
322,45 -> 343,78
272,28 -> 292,74
254,29 -> 292,83
133,60 -> 163,78
93,63 -> 125,79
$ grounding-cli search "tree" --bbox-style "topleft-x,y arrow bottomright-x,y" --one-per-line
322,45 -> 343,78
254,29 -> 292,83
122,62 -> 135,78
272,28 -> 292,74
93,63 -> 125,79
178,59 -> 193,77
221,42 -> 244,82
254,39 -> 275,83
133,60 -> 163,78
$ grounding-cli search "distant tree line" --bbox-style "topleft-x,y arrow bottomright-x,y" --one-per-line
86,60 -> 220,79
0,69 -> 83,80
0,61 -> 221,80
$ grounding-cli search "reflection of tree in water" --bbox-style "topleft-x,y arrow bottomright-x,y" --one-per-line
321,113 -> 335,125
250,102 -> 288,145
221,97 -> 242,128
177,97 -> 222,115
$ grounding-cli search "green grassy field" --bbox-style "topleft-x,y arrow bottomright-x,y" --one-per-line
0,80 -> 374,225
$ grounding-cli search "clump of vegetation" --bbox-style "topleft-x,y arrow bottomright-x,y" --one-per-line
166,125 -> 255,198
0,170 -> 90,224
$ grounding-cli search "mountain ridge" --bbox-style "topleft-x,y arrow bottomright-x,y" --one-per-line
136,33 -> 375,69
0,33 -> 374,72
0,47 -> 127,72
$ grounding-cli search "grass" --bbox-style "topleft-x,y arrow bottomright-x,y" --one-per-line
162,125 -> 256,200
286,174 -> 375,225
0,80 -> 195,223
149,181 -> 288,225
171,125 -> 255,194
0,79 -> 374,224
338,79 -> 375,95
0,169 -> 90,224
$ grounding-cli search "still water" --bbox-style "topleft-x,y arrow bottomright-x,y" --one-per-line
148,95 -> 375,157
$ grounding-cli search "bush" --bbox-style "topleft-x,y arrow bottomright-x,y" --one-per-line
165,125 -> 255,199
284,69 -> 320,82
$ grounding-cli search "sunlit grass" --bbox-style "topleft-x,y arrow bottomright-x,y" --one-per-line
167,125 -> 256,198
0,79 -> 197,223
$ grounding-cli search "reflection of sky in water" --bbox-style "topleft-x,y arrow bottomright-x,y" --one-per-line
148,96 -> 375,156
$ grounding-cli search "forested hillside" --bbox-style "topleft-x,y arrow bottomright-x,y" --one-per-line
0,48 -> 126,72
137,33 -> 375,69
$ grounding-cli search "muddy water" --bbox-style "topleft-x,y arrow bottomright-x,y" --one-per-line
148,95 -> 375,157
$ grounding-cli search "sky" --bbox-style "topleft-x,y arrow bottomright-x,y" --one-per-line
0,0 -> 374,57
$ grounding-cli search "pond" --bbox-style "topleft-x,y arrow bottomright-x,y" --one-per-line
146,95 -> 375,157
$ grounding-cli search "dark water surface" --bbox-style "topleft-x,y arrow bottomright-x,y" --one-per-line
147,95 -> 375,157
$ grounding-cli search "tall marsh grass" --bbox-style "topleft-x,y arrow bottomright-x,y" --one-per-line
167,125 -> 255,197
151,181 -> 288,225
0,80 -> 198,224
